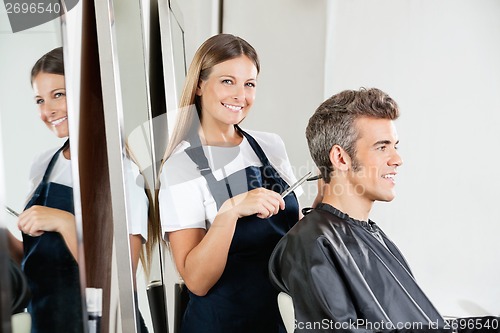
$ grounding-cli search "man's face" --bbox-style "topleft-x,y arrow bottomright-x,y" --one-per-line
347,117 -> 403,203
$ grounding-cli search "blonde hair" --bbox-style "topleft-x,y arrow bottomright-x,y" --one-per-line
125,144 -> 159,277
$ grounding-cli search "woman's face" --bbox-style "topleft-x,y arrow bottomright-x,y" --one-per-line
32,72 -> 68,138
196,55 -> 257,130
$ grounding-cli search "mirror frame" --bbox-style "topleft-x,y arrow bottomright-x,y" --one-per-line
157,1 -> 188,332
91,0 -> 138,331
0,143 -> 12,331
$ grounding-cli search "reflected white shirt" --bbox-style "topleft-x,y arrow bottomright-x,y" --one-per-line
26,146 -> 148,241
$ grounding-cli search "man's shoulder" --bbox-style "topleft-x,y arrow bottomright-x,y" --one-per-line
285,208 -> 345,240
298,207 -> 346,227
278,207 -> 363,259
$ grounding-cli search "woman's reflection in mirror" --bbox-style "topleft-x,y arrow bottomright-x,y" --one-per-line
5,47 -> 158,333
124,144 -> 161,333
6,46 -> 84,333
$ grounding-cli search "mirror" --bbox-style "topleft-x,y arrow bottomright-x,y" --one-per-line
117,1 -> 189,332
111,0 -> 158,331
0,141 -> 12,330
91,0 -> 166,331
0,5 -> 86,333
157,1 -> 188,332
0,1 -> 63,247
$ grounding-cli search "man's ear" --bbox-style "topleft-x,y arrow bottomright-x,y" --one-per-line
329,145 -> 351,171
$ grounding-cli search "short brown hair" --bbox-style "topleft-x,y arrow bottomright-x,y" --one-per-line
306,88 -> 399,183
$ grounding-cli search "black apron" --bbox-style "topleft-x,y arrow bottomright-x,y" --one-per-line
21,143 -> 83,333
181,127 -> 299,333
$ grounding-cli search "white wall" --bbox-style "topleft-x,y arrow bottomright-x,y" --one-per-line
324,0 -> 500,317
177,0 -> 220,63
180,0 -> 500,318
224,0 -> 328,206
175,0 -> 328,206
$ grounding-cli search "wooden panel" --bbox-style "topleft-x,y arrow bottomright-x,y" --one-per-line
78,0 -> 113,332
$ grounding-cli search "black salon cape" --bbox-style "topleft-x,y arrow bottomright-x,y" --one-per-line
269,203 -> 451,333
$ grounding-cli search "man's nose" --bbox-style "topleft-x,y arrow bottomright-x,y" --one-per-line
390,149 -> 403,167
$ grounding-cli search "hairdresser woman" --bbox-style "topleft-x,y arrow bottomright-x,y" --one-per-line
159,34 -> 302,333
6,47 -> 151,333
4,46 -> 84,333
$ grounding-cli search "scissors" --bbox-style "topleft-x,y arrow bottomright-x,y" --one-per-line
5,206 -> 19,217
281,171 -> 312,198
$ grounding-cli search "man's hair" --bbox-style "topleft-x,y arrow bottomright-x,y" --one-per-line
306,87 -> 400,183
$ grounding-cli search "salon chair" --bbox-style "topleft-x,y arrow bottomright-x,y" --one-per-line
146,280 -> 188,333
174,283 -> 189,333
277,292 -> 295,333
146,280 -> 168,332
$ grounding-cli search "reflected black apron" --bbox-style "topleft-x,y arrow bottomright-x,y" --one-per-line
182,127 -> 299,333
21,143 -> 83,333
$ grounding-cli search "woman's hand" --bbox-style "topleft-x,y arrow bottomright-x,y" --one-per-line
18,205 -> 75,237
17,205 -> 78,261
169,187 -> 286,296
219,187 -> 286,219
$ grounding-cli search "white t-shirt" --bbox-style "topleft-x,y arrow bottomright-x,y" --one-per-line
123,156 -> 149,242
26,147 -> 72,201
26,147 -> 148,241
159,129 -> 302,240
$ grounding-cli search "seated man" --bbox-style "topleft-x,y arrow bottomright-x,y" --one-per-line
269,88 -> 499,332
